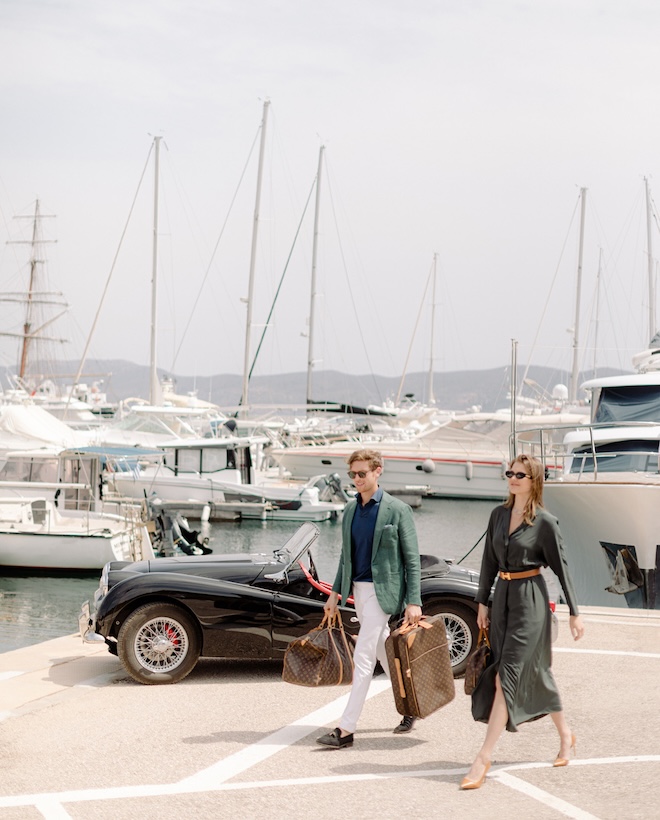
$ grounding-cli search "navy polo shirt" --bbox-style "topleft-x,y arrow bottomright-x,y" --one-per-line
351,486 -> 383,582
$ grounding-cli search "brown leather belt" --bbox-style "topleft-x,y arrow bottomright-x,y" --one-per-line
498,568 -> 542,581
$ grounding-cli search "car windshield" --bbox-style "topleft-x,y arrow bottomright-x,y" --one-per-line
277,522 -> 320,569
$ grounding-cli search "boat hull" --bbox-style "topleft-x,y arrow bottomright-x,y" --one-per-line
543,479 -> 660,609
0,499 -> 153,570
110,473 -> 343,522
0,529 -> 148,571
271,448 -> 509,500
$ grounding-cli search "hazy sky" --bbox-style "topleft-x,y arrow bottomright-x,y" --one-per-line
1,0 -> 659,401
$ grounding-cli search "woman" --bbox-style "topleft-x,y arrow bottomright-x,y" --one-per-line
461,453 -> 585,790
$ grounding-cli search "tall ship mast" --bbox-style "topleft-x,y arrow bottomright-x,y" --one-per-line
0,199 -> 69,390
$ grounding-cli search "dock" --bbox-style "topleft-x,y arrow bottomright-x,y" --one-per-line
1,606 -> 659,819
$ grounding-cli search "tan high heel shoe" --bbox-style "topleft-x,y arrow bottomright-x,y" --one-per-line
553,733 -> 576,767
460,761 -> 491,790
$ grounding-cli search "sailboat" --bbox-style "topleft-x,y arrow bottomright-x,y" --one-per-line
0,203 -> 155,569
272,247 -> 589,500
92,122 -> 348,522
0,200 -> 109,425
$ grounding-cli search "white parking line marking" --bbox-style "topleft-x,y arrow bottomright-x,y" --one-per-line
35,800 -> 74,820
0,678 -> 392,816
13,754 -> 657,820
2,745 -> 658,817
554,648 -> 660,659
493,771 -> 603,819
582,617 -> 660,628
179,678 -> 391,788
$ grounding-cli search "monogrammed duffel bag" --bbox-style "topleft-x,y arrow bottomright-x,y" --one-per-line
282,613 -> 354,686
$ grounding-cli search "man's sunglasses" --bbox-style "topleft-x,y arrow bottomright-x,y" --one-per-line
505,470 -> 531,480
348,470 -> 371,479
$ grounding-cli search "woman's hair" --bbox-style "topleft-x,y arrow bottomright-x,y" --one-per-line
347,449 -> 383,471
503,453 -> 544,524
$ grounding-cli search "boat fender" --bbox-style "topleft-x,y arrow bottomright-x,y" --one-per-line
501,460 -> 508,478
465,461 -> 473,480
421,458 -> 435,473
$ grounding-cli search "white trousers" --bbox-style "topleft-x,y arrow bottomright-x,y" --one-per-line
339,582 -> 391,733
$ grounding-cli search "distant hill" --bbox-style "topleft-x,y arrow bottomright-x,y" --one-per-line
1,359 -> 631,414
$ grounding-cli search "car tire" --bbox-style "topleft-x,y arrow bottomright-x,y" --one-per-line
423,602 -> 478,677
117,602 -> 201,685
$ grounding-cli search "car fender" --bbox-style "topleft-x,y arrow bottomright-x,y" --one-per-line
420,571 -> 480,611
95,572 -> 276,639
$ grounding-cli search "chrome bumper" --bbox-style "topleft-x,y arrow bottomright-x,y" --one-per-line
78,600 -> 106,644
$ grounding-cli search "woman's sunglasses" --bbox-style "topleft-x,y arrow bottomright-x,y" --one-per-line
505,470 -> 531,480
348,470 -> 371,479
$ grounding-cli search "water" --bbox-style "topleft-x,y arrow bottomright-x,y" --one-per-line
0,498 -> 493,655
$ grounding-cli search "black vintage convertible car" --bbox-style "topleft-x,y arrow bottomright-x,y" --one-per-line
79,522 -> 481,685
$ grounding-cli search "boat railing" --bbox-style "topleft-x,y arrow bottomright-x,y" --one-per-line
510,420 -> 660,481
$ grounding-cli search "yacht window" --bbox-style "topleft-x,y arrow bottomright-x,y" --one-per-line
176,449 -> 202,473
0,457 -> 59,482
570,440 -> 659,473
29,459 -> 59,483
200,448 -> 228,473
593,386 -> 660,423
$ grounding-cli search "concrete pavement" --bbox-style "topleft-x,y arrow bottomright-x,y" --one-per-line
1,606 -> 659,819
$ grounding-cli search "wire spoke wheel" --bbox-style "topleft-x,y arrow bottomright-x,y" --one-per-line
442,612 -> 472,669
134,616 -> 190,673
424,602 -> 478,676
118,603 -> 201,684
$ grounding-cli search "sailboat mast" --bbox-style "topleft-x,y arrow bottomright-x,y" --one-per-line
149,136 -> 162,405
306,145 -> 324,406
19,200 -> 42,381
427,252 -> 438,405
241,100 -> 270,413
645,177 -> 655,341
570,187 -> 587,403
510,338 -> 518,460
592,247 -> 603,379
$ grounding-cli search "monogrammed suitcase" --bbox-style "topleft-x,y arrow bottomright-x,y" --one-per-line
384,614 -> 455,718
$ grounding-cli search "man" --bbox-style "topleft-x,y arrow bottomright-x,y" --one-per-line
316,448 -> 422,749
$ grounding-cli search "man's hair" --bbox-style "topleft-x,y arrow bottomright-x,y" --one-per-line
347,449 -> 383,471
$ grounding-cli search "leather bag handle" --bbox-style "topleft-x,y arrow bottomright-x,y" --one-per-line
395,615 -> 432,635
477,627 -> 490,648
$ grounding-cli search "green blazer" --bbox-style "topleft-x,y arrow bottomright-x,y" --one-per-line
332,490 -> 422,615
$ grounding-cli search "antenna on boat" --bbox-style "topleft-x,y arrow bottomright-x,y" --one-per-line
569,186 -> 588,403
645,177 -> 656,341
592,247 -> 603,379
510,338 -> 518,459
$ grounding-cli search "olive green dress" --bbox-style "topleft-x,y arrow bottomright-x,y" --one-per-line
472,504 -> 579,732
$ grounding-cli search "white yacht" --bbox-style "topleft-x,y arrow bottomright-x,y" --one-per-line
270,408 -> 588,501
104,435 -> 348,522
0,445 -> 154,570
522,341 -> 660,609
0,496 -> 152,571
